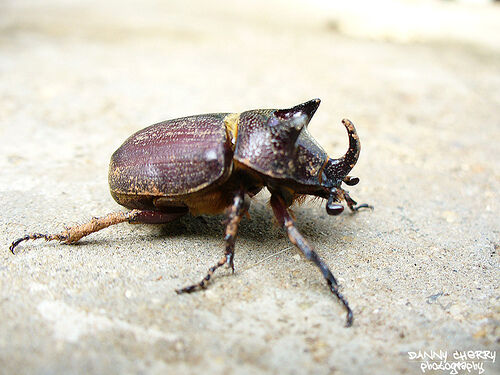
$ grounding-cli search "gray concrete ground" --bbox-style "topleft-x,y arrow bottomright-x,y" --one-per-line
0,0 -> 499,374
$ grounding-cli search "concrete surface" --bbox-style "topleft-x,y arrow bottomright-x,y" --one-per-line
0,0 -> 498,374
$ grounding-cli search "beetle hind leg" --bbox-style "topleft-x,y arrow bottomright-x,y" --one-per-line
10,232 -> 67,254
9,209 -> 186,254
9,211 -> 135,254
176,190 -> 247,294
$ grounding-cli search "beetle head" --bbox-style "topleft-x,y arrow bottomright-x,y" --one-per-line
322,119 -> 361,215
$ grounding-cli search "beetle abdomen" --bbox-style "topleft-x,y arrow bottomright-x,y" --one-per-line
109,114 -> 234,202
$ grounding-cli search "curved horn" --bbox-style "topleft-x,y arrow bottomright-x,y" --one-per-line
335,119 -> 361,177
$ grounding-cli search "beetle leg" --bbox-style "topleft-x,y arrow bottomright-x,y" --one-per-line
342,190 -> 373,212
9,209 -> 186,254
176,191 -> 247,294
270,194 -> 353,327
10,211 -> 133,254
127,209 -> 188,224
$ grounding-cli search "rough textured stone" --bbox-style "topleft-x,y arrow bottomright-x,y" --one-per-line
1,1 -> 499,374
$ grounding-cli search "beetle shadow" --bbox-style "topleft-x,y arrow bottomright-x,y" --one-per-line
39,196 -> 356,254
151,198 -> 346,249
155,201 -> 278,244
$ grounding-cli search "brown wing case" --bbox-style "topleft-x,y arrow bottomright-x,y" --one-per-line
109,113 -> 233,198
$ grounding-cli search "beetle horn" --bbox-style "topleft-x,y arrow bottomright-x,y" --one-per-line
268,99 -> 321,148
268,112 -> 307,147
273,98 -> 320,127
339,119 -> 360,175
325,119 -> 360,180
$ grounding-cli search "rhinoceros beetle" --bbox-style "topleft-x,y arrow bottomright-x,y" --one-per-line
10,99 -> 370,326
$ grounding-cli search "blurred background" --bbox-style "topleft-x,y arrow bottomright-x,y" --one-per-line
1,0 -> 499,374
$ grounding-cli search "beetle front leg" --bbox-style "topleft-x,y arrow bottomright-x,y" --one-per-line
342,190 -> 373,212
270,194 -> 353,327
176,190 -> 248,294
